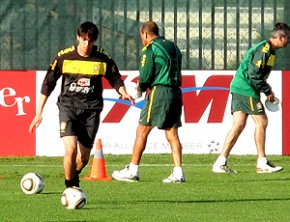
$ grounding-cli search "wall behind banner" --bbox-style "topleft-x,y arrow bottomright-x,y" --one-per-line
1,70 -> 287,157
1,0 -> 290,71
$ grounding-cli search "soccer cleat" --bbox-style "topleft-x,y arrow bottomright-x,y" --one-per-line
112,165 -> 140,182
256,161 -> 283,173
212,164 -> 237,173
162,173 -> 186,183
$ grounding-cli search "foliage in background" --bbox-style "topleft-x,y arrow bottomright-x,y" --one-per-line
1,0 -> 290,70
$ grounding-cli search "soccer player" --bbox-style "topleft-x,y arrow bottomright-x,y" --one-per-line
212,22 -> 290,173
29,21 -> 134,187
112,21 -> 185,183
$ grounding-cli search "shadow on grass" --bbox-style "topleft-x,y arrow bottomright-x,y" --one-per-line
41,191 -> 62,195
233,177 -> 290,183
94,196 -> 290,206
144,197 -> 290,204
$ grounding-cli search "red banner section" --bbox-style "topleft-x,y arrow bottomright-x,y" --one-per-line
0,71 -> 36,156
282,71 -> 290,155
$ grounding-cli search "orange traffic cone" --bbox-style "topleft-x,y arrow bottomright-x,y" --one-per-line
84,139 -> 112,181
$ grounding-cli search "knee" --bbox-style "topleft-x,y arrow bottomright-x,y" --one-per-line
65,147 -> 77,159
80,156 -> 89,167
236,123 -> 246,132
256,120 -> 268,129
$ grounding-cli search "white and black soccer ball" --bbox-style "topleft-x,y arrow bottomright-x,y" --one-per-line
20,172 -> 44,194
61,186 -> 86,210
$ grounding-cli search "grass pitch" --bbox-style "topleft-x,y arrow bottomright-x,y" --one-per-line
1,154 -> 290,222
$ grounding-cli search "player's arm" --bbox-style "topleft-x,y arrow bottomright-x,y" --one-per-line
105,59 -> 134,104
29,94 -> 48,133
29,58 -> 61,132
248,46 -> 272,96
138,46 -> 154,92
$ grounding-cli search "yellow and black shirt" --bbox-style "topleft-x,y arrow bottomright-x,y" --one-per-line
41,45 -> 124,110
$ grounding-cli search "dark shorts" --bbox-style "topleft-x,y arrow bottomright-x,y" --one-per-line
231,93 -> 265,115
58,104 -> 101,149
139,85 -> 182,129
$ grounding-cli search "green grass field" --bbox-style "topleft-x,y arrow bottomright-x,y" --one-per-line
1,154 -> 290,222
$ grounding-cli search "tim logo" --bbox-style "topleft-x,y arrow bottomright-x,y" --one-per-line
101,72 -> 233,123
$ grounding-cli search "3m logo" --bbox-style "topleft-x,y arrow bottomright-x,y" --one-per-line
101,73 -> 233,123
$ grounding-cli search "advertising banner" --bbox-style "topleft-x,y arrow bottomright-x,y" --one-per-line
34,70 -> 283,156
0,71 -> 36,155
0,70 -> 286,156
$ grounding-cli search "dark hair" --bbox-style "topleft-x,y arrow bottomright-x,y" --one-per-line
77,21 -> 99,41
271,22 -> 290,39
141,21 -> 159,36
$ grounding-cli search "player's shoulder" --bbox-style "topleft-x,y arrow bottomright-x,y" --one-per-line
93,46 -> 112,60
252,40 -> 270,53
56,45 -> 76,58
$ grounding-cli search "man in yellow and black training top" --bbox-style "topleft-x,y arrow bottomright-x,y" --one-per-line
112,21 -> 185,183
29,21 -> 134,188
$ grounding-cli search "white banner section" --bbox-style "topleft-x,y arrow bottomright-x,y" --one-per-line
36,70 -> 282,156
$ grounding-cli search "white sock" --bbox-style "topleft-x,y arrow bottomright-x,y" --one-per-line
129,162 -> 139,174
173,166 -> 183,177
214,156 -> 227,166
257,157 -> 267,166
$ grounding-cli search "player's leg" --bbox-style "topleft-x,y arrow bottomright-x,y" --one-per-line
131,124 -> 154,165
58,105 -> 81,187
251,114 -> 268,158
112,88 -> 158,182
76,143 -> 91,174
213,93 -> 255,173
61,106 -> 100,187
73,109 -> 100,184
212,111 -> 247,173
152,86 -> 184,183
251,114 -> 283,173
165,127 -> 182,167
221,111 -> 247,157
62,135 -> 80,187
162,127 -> 185,183
111,124 -> 153,182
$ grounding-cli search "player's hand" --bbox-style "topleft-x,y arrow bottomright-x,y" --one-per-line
121,93 -> 135,105
266,92 -> 275,102
29,114 -> 42,133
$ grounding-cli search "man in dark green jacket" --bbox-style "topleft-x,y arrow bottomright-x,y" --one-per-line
112,21 -> 185,183
213,22 -> 290,173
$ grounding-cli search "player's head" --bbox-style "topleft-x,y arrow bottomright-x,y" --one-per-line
77,21 -> 99,42
140,21 -> 159,46
77,21 -> 99,56
270,22 -> 290,48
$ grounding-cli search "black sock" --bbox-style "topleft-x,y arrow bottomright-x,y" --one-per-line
65,172 -> 80,188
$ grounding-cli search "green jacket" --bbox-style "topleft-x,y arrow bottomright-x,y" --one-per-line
138,36 -> 182,91
230,40 -> 276,98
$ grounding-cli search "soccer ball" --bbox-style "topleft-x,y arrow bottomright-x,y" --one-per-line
20,172 -> 44,194
61,186 -> 86,209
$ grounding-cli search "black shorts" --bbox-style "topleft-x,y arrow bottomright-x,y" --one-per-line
139,85 -> 182,129
231,93 -> 265,115
58,104 -> 101,149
